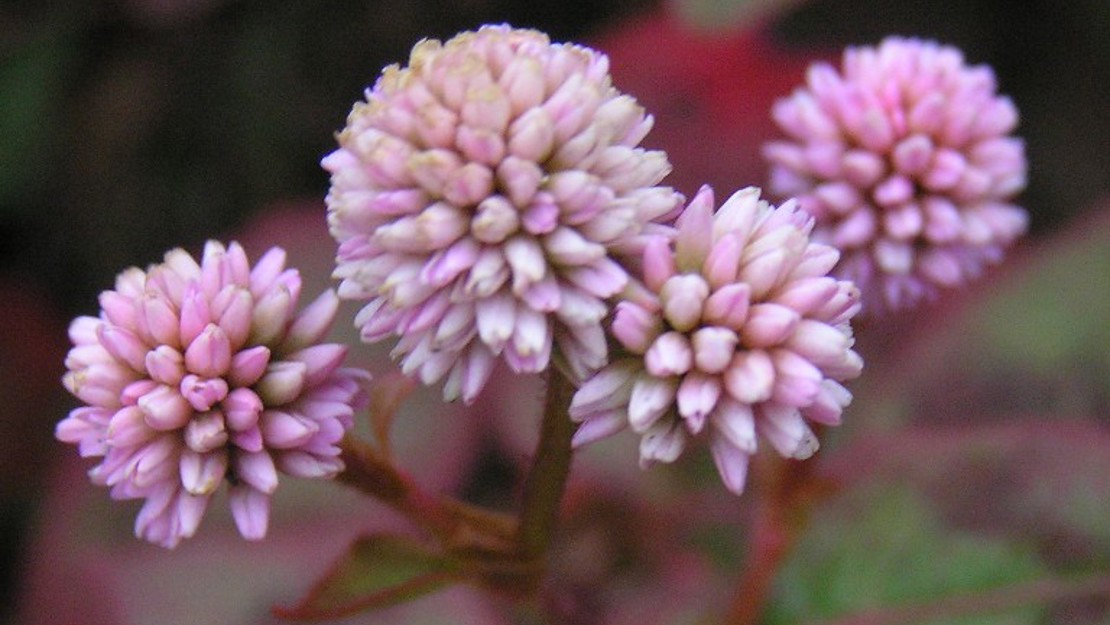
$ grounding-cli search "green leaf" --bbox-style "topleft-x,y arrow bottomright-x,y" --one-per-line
274,534 -> 461,621
824,421 -> 1110,557
850,208 -> 1110,428
766,485 -> 1047,625
967,210 -> 1110,384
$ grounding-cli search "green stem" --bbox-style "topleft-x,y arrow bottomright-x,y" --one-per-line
516,369 -> 578,560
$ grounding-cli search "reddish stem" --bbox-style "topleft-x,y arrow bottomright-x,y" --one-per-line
337,435 -> 457,539
724,453 -> 825,625
335,368 -> 579,598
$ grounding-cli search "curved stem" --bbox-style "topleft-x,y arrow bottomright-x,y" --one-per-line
337,435 -> 517,552
337,435 -> 457,540
516,369 -> 578,560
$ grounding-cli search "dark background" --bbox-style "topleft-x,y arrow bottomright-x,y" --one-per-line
1,0 -> 1107,622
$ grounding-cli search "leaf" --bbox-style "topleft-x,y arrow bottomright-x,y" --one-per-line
823,421 -> 1110,561
766,485 -> 1048,625
274,534 -> 461,621
591,6 -> 818,199
849,206 -> 1110,428
971,209 -> 1110,377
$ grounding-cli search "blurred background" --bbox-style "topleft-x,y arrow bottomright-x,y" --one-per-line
1,0 -> 1107,623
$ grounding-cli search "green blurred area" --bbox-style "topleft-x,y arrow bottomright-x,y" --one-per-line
769,486 -> 1045,625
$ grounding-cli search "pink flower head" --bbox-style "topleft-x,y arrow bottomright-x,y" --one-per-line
324,24 -> 683,402
57,241 -> 368,548
570,186 -> 862,494
764,37 -> 1028,314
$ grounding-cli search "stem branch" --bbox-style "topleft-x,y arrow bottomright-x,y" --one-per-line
337,435 -> 459,541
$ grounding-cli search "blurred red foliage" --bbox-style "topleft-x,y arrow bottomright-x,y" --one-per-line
592,5 -> 830,197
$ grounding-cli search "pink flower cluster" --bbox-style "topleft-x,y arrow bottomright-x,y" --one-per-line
55,25 -> 1046,542
57,242 -> 367,547
764,37 -> 1027,313
571,187 -> 862,494
324,24 -> 682,402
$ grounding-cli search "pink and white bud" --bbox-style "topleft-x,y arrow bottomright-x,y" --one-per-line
644,331 -> 693,377
660,274 -> 710,332
691,327 -> 738,374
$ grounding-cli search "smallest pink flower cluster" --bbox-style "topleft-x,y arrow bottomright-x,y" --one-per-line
765,37 -> 1027,313
57,242 -> 368,547
571,187 -> 862,494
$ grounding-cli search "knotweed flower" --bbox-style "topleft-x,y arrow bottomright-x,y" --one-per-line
764,37 -> 1028,313
324,24 -> 682,402
570,186 -> 862,494
56,241 -> 368,548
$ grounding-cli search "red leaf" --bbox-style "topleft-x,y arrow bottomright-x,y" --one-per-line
590,6 -> 831,196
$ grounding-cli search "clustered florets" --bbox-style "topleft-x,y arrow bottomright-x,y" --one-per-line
56,242 -> 367,547
570,186 -> 862,493
58,27 -> 1031,547
324,24 -> 683,402
764,37 -> 1027,313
